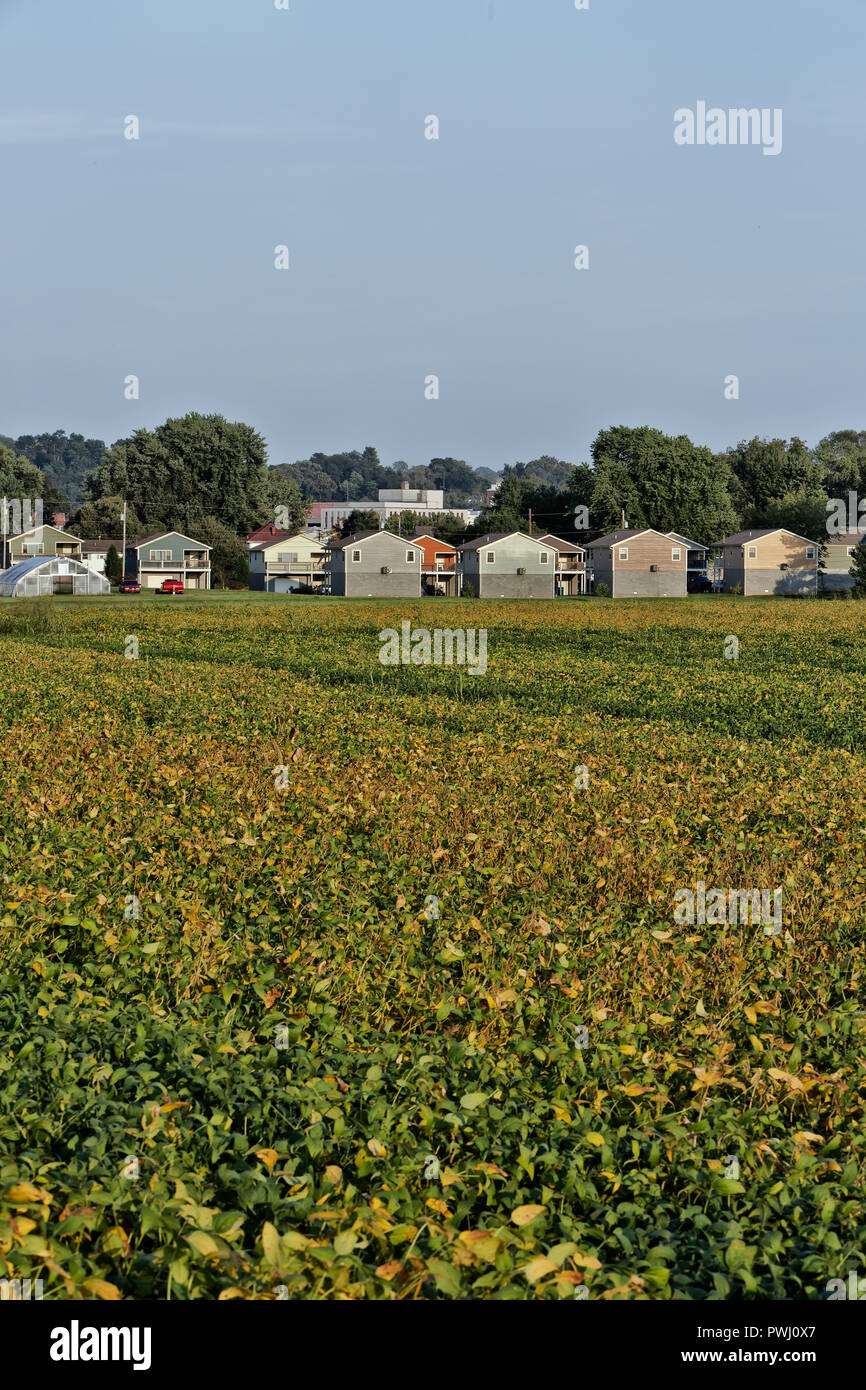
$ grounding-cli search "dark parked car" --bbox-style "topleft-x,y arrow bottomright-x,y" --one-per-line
119,579 -> 141,594
688,574 -> 715,594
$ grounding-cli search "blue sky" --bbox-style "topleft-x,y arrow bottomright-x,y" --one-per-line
1,0 -> 864,475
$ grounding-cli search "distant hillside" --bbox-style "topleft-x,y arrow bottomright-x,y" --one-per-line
1,430 -> 106,509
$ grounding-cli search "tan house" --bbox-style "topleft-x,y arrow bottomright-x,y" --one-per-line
665,532 -> 711,591
537,535 -> 586,595
588,528 -> 688,597
714,528 -> 818,596
3,524 -> 83,567
821,532 -> 864,592
248,532 -> 326,592
326,530 -> 423,597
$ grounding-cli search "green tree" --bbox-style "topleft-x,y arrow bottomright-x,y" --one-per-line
11,430 -> 105,509
196,516 -> 250,589
90,413 -> 269,534
591,426 -> 738,542
722,436 -> 824,521
814,430 -> 866,495
339,510 -> 381,537
70,495 -> 143,542
743,490 -> 826,539
264,470 -> 305,535
849,540 -> 866,597
105,544 -> 122,585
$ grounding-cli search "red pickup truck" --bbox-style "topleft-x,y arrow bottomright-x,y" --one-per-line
158,579 -> 184,595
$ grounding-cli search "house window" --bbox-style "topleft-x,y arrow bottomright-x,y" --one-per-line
149,549 -> 172,562
847,547 -> 855,557
540,552 -> 549,563
671,548 -> 681,562
352,550 -> 361,562
278,553 -> 298,563
747,546 -> 757,559
618,548 -> 628,561
806,547 -> 815,559
486,552 -> 495,564
406,550 -> 415,563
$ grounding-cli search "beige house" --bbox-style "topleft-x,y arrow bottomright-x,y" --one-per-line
458,532 -> 556,598
821,532 -> 864,592
537,535 -> 586,595
588,528 -> 688,597
326,529 -> 423,597
714,529 -> 818,596
3,524 -> 82,567
666,532 -> 711,591
249,532 -> 326,592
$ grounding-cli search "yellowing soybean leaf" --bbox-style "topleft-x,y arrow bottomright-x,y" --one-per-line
511,1204 -> 546,1227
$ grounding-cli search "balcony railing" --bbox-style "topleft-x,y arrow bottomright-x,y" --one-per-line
264,561 -> 326,574
556,557 -> 584,570
141,556 -> 209,569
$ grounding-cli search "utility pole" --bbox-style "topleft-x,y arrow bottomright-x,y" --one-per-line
1,496 -> 7,571
527,509 -> 532,535
121,499 -> 128,583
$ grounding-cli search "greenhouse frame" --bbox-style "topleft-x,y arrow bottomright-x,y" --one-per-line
0,555 -> 111,597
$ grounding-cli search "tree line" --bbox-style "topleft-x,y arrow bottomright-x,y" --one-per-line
3,417 -> 866,584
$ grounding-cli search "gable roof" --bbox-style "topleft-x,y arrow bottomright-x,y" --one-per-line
714,527 -> 817,547
327,530 -> 423,552
9,524 -> 81,545
826,531 -> 866,546
459,531 -> 556,553
131,531 -> 211,550
246,522 -> 289,544
538,534 -> 584,554
666,531 -> 708,551
250,532 -> 325,554
81,539 -> 121,555
410,531 -> 458,550
587,528 -> 656,549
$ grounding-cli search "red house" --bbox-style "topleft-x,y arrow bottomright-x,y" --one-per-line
411,532 -> 458,595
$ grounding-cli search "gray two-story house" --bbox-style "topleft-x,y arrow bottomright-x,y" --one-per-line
458,532 -> 556,598
125,531 -> 212,589
326,530 -> 423,597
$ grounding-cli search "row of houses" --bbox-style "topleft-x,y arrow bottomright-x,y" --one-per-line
2,517 -> 861,599
320,525 -> 862,598
0,526 -> 213,596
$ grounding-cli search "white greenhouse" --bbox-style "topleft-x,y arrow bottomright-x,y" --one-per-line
0,555 -> 111,597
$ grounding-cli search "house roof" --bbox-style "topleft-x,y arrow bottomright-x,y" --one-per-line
248,530 -> 293,551
131,531 -> 211,550
666,531 -> 708,551
81,539 -> 121,555
538,533 -> 584,554
9,524 -> 80,544
459,531 -> 556,553
245,522 -> 289,544
714,527 -> 817,547
587,528 -> 656,549
327,530 -> 423,551
250,532 -> 325,554
826,531 -> 866,546
410,531 -> 458,550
